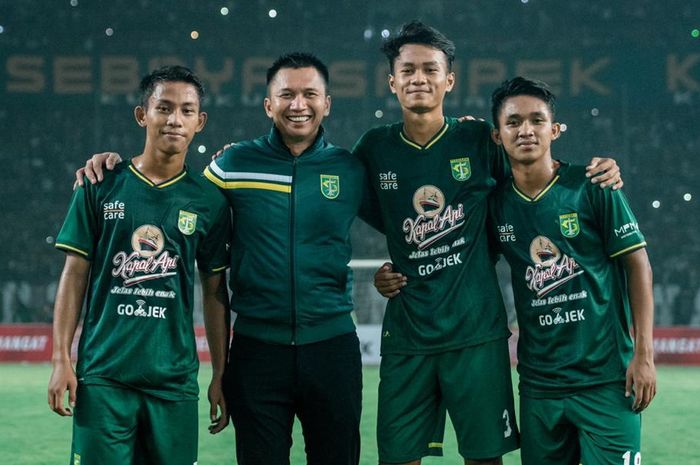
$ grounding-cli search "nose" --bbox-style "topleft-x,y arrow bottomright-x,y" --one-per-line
519,120 -> 534,136
411,69 -> 427,84
167,109 -> 183,126
290,94 -> 307,110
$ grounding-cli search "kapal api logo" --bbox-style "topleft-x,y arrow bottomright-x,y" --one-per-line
412,185 -> 445,219
112,224 -> 179,286
403,185 -> 465,250
526,235 -> 584,297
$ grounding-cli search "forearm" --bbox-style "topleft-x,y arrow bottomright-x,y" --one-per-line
52,255 -> 90,363
200,272 -> 230,378
624,249 -> 654,355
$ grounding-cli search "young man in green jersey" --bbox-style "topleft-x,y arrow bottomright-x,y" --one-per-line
364,22 -> 624,465
487,76 -> 655,465
48,66 -> 232,465
73,53 -> 375,465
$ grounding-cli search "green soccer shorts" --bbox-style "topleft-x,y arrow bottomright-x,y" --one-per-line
520,382 -> 642,465
377,337 -> 519,463
71,383 -> 198,465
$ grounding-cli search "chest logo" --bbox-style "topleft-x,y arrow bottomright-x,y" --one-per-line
450,157 -> 471,181
527,235 -> 583,297
559,212 -> 580,238
132,225 -> 164,257
413,185 -> 445,218
103,200 -> 125,220
320,174 -> 340,199
404,185 -> 465,250
178,210 -> 197,235
113,224 -> 179,286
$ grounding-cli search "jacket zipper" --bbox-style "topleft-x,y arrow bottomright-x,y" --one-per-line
290,157 -> 298,345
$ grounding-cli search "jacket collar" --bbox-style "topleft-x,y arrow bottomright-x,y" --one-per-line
267,124 -> 327,156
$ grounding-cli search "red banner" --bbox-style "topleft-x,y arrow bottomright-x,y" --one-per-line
0,325 -> 52,362
652,327 -> 700,365
0,324 -> 213,362
506,327 -> 700,366
2,325 -> 700,365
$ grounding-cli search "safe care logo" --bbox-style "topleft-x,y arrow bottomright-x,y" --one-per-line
112,224 -> 179,286
403,185 -> 465,250
526,235 -> 584,297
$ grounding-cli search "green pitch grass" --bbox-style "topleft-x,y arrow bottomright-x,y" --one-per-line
1,364 -> 698,464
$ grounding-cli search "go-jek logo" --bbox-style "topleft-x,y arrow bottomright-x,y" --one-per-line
116,299 -> 167,319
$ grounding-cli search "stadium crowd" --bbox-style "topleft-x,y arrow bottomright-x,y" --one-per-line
1,0 -> 698,325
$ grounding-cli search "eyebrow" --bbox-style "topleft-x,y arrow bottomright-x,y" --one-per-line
398,60 -> 441,67
277,87 -> 322,93
506,111 -> 548,118
151,98 -> 199,108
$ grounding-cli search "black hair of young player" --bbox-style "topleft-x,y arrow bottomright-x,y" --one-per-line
491,76 -> 557,128
380,20 -> 456,73
266,52 -> 330,90
139,65 -> 205,108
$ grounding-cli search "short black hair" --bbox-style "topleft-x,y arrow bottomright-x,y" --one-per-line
381,20 -> 456,73
139,65 -> 205,107
266,52 -> 330,90
491,76 -> 557,128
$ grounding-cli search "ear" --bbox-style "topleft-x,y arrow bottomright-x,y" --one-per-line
445,71 -> 456,93
195,112 -> 208,133
263,97 -> 273,118
324,95 -> 331,117
134,106 -> 147,127
388,74 -> 397,95
551,122 -> 561,140
491,128 -> 502,145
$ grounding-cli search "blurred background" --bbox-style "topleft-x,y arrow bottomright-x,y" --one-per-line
1,0 -> 698,329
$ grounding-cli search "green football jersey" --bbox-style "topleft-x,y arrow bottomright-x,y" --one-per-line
55,161 -> 231,400
354,118 -> 511,354
488,162 -> 647,397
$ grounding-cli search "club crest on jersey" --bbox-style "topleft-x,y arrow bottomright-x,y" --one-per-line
559,212 -> 580,238
450,157 -> 471,181
320,174 -> 340,199
178,210 -> 197,235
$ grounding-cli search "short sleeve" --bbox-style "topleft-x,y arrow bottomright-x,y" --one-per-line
590,186 -> 646,258
196,193 -> 232,273
55,184 -> 98,260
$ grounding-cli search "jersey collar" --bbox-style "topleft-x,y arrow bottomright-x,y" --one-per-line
128,162 -> 187,188
511,161 -> 568,202
399,118 -> 449,151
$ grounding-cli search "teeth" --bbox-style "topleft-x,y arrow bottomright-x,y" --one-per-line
288,116 -> 311,122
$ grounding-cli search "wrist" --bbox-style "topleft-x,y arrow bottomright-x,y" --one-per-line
633,346 -> 654,360
51,353 -> 72,365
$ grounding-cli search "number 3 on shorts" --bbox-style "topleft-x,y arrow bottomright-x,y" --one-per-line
622,451 -> 641,465
502,409 -> 513,438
